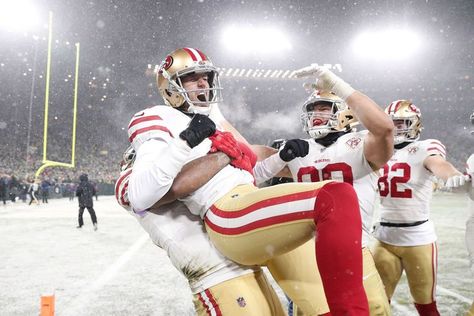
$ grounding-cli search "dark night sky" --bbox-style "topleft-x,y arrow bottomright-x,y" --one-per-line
1,0 -> 473,172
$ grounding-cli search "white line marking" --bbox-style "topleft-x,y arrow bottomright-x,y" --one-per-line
437,286 -> 472,304
61,233 -> 149,315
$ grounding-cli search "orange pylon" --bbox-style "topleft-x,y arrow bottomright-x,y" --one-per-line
40,294 -> 55,316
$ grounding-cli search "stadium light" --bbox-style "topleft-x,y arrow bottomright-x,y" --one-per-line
0,0 -> 40,32
221,25 -> 292,55
351,29 -> 422,61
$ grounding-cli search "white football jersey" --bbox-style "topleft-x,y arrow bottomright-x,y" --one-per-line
467,154 -> 474,202
127,105 -> 254,217
466,154 -> 474,268
286,131 -> 378,247
374,139 -> 446,246
115,167 -> 257,294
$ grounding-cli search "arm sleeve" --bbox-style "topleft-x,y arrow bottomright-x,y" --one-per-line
424,139 -> 446,159
253,153 -> 287,185
128,138 -> 191,211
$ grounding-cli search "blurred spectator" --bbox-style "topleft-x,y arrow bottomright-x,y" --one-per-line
28,179 -> 39,205
0,175 -> 7,205
18,182 -> 28,203
8,175 -> 19,202
40,178 -> 52,204
76,174 -> 98,230
92,181 -> 99,201
67,183 -> 75,201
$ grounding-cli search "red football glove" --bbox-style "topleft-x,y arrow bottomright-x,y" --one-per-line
236,141 -> 257,168
229,142 -> 257,176
209,132 -> 257,177
230,154 -> 254,175
209,130 -> 241,159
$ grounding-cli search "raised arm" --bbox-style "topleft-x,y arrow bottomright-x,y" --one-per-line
346,92 -> 394,169
294,65 -> 394,169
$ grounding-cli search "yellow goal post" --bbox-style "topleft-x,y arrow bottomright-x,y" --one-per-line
35,12 -> 80,179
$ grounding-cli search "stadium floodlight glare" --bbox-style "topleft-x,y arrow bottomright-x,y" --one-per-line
221,25 -> 292,55
351,29 -> 421,61
0,0 -> 40,32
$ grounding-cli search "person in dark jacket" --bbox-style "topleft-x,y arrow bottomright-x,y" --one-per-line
40,179 -> 51,203
76,174 -> 98,230
0,175 -> 7,205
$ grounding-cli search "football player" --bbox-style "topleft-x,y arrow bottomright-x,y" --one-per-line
464,112 -> 474,316
116,146 -> 286,315
371,100 -> 468,316
127,47 -> 369,315
253,66 -> 394,315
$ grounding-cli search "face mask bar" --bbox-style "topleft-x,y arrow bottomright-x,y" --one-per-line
120,146 -> 136,171
300,101 -> 339,139
392,117 -> 421,144
162,64 -> 223,114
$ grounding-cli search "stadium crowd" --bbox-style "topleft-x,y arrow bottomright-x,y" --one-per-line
0,51 -> 472,203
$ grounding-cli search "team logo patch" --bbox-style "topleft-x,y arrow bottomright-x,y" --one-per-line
345,136 -> 362,149
408,146 -> 419,154
236,297 -> 246,307
163,55 -> 173,70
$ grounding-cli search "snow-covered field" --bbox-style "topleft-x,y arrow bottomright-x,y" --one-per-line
1,192 -> 472,315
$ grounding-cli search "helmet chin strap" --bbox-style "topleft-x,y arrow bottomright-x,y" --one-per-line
185,100 -> 212,116
188,105 -> 211,115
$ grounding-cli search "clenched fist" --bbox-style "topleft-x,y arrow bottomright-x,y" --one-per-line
179,114 -> 216,148
279,139 -> 309,162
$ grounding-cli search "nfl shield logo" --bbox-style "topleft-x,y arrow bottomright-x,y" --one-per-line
236,297 -> 246,307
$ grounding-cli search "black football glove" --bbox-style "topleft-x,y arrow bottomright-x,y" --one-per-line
279,139 -> 309,162
179,114 -> 216,148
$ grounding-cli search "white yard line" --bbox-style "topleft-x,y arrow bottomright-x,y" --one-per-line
437,286 -> 472,304
60,233 -> 149,315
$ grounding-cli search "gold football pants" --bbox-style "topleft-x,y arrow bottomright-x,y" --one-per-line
193,270 -> 285,316
372,241 -> 438,304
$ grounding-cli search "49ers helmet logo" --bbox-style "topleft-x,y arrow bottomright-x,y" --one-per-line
163,55 -> 173,70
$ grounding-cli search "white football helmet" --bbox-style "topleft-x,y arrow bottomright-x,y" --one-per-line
300,90 -> 358,139
385,100 -> 423,145
157,47 -> 223,115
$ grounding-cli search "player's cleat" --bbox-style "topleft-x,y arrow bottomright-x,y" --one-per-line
76,225 -> 82,229
94,223 -> 98,231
